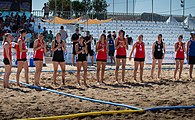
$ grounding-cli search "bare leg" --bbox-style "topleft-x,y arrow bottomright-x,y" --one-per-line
23,61 -> 29,84
76,62 -> 82,85
179,60 -> 184,79
91,55 -> 94,66
59,61 -> 66,85
122,59 -> 126,82
189,65 -> 193,79
34,61 -> 40,86
101,62 -> 106,83
3,65 -> 11,88
151,59 -> 156,79
96,62 -> 101,83
157,59 -> 163,79
134,61 -> 139,81
53,62 -> 58,85
174,60 -> 179,80
140,62 -> 144,82
16,61 -> 23,86
83,61 -> 88,86
72,54 -> 75,66
115,58 -> 120,83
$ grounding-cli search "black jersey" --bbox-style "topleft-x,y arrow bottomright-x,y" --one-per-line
76,43 -> 87,62
154,41 -> 164,59
52,40 -> 65,62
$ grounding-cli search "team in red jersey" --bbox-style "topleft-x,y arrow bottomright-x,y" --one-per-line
33,33 -> 47,86
96,34 -> 108,84
174,35 -> 185,80
16,29 -> 29,86
3,33 -> 13,88
129,35 -> 145,82
115,30 -> 128,83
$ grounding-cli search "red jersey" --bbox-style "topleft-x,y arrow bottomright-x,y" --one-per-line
16,37 -> 27,59
3,42 -> 12,60
96,40 -> 107,60
175,42 -> 185,59
34,39 -> 45,59
135,42 -> 145,58
116,37 -> 126,56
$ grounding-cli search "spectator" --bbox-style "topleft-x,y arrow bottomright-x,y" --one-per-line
4,15 -> 11,24
35,24 -> 43,34
112,31 -> 116,40
0,25 -> 4,41
103,30 -> 106,34
59,26 -> 68,43
21,13 -> 27,23
0,13 -> 3,24
3,23 -> 12,33
29,14 -> 35,22
14,12 -> 21,25
46,38 -> 52,57
47,30 -> 53,42
28,24 -> 34,33
84,31 -> 94,65
11,20 -> 18,33
43,27 -> 48,42
42,3 -> 49,19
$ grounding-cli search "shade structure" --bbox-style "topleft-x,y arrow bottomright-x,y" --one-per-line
101,18 -> 112,23
79,18 -> 102,24
43,16 -> 81,24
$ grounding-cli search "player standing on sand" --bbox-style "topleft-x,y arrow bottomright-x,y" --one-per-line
115,30 -> 128,83
174,35 -> 185,80
3,33 -> 13,88
75,36 -> 88,87
16,29 -> 29,86
129,35 -> 145,82
186,32 -> 195,79
51,33 -> 66,85
151,34 -> 166,80
33,33 -> 47,86
96,34 -> 108,85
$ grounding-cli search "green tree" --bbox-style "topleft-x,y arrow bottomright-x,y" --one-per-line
92,0 -> 108,19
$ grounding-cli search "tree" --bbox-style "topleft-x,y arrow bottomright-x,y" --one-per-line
92,0 -> 108,19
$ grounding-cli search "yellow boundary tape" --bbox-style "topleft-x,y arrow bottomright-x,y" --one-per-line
19,110 -> 144,120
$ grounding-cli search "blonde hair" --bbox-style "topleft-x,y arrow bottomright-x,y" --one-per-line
3,33 -> 11,44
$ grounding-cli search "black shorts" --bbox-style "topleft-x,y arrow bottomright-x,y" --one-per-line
116,55 -> 126,59
134,58 -> 145,62
87,50 -> 94,56
175,58 -> 184,60
34,58 -> 43,61
96,59 -> 107,62
108,50 -> 115,56
44,13 -> 49,16
188,56 -> 195,65
3,58 -> 11,65
76,57 -> 87,62
17,58 -> 27,61
154,53 -> 163,59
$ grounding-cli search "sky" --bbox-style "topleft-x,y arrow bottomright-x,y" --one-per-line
32,0 -> 195,16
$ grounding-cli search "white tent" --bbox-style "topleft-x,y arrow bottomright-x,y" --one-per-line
184,14 -> 195,30
166,16 -> 178,24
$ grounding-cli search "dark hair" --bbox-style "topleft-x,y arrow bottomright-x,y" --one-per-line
39,32 -> 44,37
140,34 -> 143,38
60,26 -> 64,30
113,31 -> 116,33
107,34 -> 111,38
76,28 -> 79,31
56,32 -> 61,36
86,31 -> 90,34
179,35 -> 183,39
119,30 -> 125,37
158,34 -> 162,38
101,34 -> 106,40
20,29 -> 26,34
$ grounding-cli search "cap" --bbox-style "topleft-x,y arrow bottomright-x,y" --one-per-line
190,31 -> 195,35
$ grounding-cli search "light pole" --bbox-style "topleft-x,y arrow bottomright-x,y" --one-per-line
126,0 -> 128,15
133,0 -> 135,20
181,0 -> 185,28
152,0 -> 153,22
70,0 -> 72,18
113,0 -> 114,17
170,0 -> 172,16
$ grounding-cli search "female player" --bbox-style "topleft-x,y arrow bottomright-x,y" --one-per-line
151,34 -> 166,80
75,36 -> 88,87
174,35 -> 185,80
186,32 -> 195,79
51,33 -> 66,85
3,33 -> 13,88
96,34 -> 108,84
115,30 -> 128,83
16,29 -> 29,86
33,33 -> 47,86
129,35 -> 145,82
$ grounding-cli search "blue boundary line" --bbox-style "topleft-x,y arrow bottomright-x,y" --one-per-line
7,80 -> 142,110
144,106 -> 195,111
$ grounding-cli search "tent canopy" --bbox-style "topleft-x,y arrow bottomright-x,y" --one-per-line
166,16 -> 178,24
43,16 -> 80,24
79,18 -> 113,24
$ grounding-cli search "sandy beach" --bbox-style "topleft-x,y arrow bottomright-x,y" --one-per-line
0,63 -> 195,120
